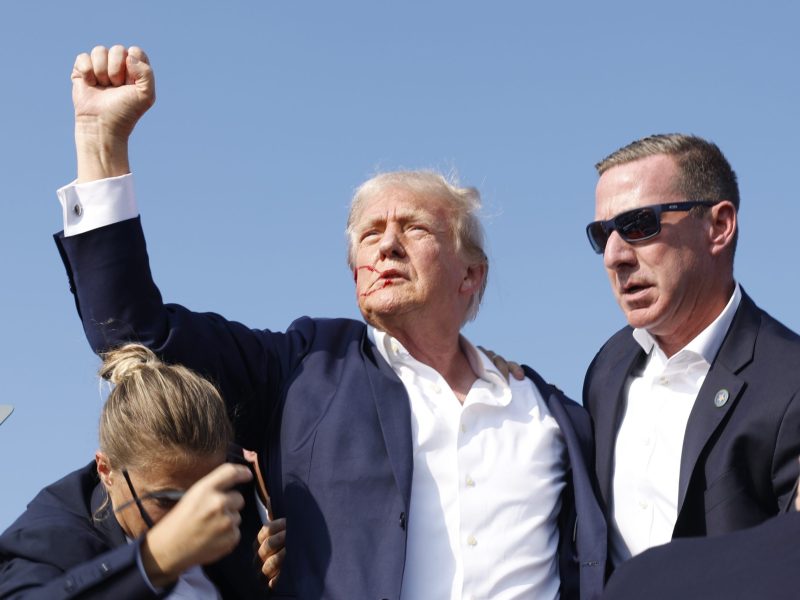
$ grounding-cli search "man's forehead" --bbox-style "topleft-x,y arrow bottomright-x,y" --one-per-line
356,189 -> 451,224
595,154 -> 682,218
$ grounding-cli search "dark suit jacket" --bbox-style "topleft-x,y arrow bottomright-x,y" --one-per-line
600,511 -> 800,600
584,291 -> 800,548
55,217 -> 607,599
0,461 -> 266,599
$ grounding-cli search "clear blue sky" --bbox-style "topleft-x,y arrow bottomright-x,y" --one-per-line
2,1 -> 799,529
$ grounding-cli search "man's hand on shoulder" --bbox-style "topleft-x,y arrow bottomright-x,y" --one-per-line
72,45 -> 155,182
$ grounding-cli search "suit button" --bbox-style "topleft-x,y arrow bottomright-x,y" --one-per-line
64,578 -> 75,592
399,512 -> 406,530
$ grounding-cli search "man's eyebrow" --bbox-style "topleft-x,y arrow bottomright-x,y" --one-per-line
358,208 -> 435,229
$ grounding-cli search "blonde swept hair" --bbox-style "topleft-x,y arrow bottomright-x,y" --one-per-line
98,344 -> 232,470
345,170 -> 489,322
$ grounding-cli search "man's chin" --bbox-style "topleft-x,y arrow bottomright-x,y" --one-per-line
622,306 -> 659,331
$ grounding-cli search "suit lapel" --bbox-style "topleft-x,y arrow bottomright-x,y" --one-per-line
676,292 -> 759,517
595,343 -> 644,509
361,332 -> 413,511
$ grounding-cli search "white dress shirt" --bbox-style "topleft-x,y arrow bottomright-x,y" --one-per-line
370,329 -> 566,600
58,175 -> 568,599
610,284 -> 742,565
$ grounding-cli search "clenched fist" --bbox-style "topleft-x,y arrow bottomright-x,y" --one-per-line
71,45 -> 155,182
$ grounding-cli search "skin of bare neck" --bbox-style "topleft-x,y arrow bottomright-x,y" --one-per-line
370,310 -> 478,404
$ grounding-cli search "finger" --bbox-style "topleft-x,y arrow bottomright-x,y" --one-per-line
107,45 -> 127,86
266,530 -> 286,552
126,46 -> 156,104
72,53 -> 97,86
258,529 -> 286,557
477,345 -> 496,360
90,45 -> 111,87
265,517 -> 287,536
509,361 -> 525,381
225,490 -> 246,514
257,524 -> 270,546
257,517 -> 286,547
262,548 -> 285,580
200,463 -> 253,492
127,45 -> 150,65
228,508 -> 242,529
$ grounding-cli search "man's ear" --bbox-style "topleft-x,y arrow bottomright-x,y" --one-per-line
460,262 -> 487,295
708,200 -> 737,256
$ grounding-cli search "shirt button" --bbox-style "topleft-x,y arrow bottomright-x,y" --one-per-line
460,423 -> 466,433
638,499 -> 649,510
659,376 -> 669,385
390,341 -> 399,353
433,384 -> 442,394
73,203 -> 83,217
467,535 -> 477,546
465,475 -> 475,487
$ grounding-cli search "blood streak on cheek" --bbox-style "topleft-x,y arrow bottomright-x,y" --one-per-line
356,265 -> 389,297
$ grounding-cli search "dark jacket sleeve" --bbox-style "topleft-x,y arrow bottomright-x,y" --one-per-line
54,217 -> 314,449
0,515 -> 162,600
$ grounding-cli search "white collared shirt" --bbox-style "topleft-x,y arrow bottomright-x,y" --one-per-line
370,328 -> 566,600
610,284 -> 742,565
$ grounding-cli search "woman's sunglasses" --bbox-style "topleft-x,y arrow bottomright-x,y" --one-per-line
585,200 -> 719,254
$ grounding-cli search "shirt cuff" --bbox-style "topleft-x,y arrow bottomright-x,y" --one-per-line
56,173 -> 139,237
134,538 -> 165,595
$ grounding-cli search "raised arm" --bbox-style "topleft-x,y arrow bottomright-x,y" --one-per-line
55,46 -> 321,452
72,45 -> 155,182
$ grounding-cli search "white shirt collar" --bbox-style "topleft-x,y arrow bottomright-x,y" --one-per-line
367,326 -> 510,405
632,283 -> 742,364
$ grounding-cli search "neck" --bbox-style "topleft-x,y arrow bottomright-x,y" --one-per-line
655,279 -> 735,358
375,315 -> 478,403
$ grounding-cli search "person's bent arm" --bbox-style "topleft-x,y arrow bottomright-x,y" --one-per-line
140,463 -> 252,588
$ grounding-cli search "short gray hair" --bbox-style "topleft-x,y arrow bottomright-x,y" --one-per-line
596,133 -> 740,256
346,170 -> 488,322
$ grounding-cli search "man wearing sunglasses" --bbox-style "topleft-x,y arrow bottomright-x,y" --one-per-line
583,133 -> 800,570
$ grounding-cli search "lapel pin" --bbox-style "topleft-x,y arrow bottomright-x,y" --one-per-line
714,389 -> 730,408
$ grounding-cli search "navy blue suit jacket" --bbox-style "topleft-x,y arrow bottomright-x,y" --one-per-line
584,291 -> 800,546
55,217 -> 607,599
600,511 -> 800,599
0,461 -> 266,599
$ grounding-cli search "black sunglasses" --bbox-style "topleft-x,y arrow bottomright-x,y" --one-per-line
117,468 -> 185,529
586,200 -> 719,254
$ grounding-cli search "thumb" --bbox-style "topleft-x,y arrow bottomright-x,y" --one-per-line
126,47 -> 156,105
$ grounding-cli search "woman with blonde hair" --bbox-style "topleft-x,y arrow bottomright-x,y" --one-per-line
0,344 -> 282,599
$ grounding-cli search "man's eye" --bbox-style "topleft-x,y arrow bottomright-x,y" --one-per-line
360,230 -> 379,241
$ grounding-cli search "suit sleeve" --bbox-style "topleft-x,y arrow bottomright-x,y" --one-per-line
0,533 -> 162,600
771,388 -> 800,512
54,217 -> 315,448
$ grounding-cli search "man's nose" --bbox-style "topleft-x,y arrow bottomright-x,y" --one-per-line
603,231 -> 637,270
378,226 -> 406,259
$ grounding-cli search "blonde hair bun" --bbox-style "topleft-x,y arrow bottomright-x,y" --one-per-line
100,344 -> 159,385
